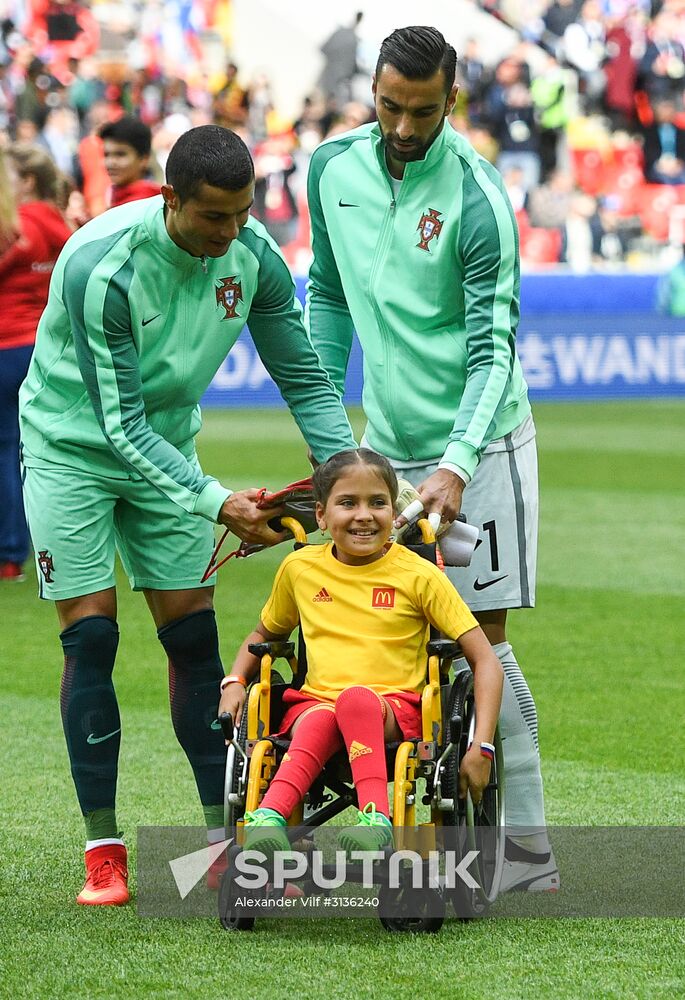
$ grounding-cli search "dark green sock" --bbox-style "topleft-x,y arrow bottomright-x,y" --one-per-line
84,808 -> 119,840
158,609 -> 225,810
59,616 -> 121,817
203,804 -> 224,830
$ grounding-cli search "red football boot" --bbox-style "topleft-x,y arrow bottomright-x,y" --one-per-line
76,844 -> 129,906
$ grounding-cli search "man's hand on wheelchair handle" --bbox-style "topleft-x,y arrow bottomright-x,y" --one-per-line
218,489 -> 287,546
458,746 -> 492,806
418,468 -> 465,525
394,468 -> 465,530
218,683 -> 247,736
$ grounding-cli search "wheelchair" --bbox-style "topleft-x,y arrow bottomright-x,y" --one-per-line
217,516 -> 506,933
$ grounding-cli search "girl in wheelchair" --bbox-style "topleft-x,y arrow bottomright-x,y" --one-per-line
218,449 -> 503,854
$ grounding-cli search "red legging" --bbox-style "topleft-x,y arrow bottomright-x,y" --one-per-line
260,706 -> 342,818
260,687 -> 391,818
334,686 -> 389,814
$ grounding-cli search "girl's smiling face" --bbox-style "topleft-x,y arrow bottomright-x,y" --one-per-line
316,465 -> 395,566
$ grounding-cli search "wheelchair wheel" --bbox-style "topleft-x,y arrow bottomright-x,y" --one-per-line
218,866 -> 255,931
442,668 -> 505,919
378,883 -> 445,933
224,708 -> 249,831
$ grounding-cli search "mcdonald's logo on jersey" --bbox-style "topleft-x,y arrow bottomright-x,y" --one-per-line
372,587 -> 395,609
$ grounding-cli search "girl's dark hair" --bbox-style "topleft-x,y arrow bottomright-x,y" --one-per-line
375,25 -> 457,94
313,449 -> 398,507
165,124 -> 254,203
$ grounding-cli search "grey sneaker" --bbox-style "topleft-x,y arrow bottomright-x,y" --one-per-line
499,851 -> 560,893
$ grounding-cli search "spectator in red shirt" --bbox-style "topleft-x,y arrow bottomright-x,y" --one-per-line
99,116 -> 160,208
0,143 -> 71,581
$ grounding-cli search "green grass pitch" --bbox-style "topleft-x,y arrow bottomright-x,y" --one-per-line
1,401 -> 683,999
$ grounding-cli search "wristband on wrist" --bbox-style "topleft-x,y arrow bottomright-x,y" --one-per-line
479,741 -> 495,760
220,675 -> 247,692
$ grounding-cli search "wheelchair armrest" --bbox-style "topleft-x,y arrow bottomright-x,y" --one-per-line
248,641 -> 296,660
426,639 -> 462,660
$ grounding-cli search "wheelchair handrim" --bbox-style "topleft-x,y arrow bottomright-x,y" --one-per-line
464,712 -> 506,905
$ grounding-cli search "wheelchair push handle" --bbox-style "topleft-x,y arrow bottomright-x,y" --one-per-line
428,511 -> 466,534
218,712 -> 234,742
266,515 -> 308,546
401,499 -> 467,528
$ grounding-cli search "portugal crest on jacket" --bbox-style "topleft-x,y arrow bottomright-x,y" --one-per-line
416,208 -> 443,252
215,276 -> 243,319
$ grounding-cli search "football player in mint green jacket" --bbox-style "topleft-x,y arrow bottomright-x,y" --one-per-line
19,125 -> 356,906
306,26 -> 558,893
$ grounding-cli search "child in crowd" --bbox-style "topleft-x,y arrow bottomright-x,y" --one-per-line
99,116 -> 160,207
218,449 -> 503,853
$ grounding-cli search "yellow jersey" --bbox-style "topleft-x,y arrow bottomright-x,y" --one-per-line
261,542 -> 477,701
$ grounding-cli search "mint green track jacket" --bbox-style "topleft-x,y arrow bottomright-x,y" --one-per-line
306,122 -> 531,481
19,197 -> 355,521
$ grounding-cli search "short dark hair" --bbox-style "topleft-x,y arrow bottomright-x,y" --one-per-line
375,25 -> 457,94
165,125 -> 254,202
313,449 -> 398,507
99,116 -> 152,157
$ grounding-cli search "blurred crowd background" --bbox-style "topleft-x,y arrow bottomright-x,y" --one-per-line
1,0 -> 685,277
2,0 -> 684,583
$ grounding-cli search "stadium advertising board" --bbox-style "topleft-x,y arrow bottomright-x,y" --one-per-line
202,275 -> 685,406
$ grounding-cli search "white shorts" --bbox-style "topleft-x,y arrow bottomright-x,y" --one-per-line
385,415 -> 538,613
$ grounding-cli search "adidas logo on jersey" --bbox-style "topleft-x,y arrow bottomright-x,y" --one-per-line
348,740 -> 372,762
313,587 -> 333,602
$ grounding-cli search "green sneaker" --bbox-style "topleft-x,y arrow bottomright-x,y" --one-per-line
243,808 -> 290,856
339,803 -> 394,854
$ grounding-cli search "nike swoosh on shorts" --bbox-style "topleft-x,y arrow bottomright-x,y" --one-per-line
473,575 -> 508,591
